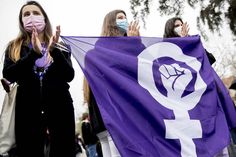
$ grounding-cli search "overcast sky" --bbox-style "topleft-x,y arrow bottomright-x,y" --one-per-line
1,0 -> 230,120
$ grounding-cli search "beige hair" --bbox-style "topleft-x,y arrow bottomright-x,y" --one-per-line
83,77 -> 90,104
83,9 -> 127,103
101,9 -> 126,36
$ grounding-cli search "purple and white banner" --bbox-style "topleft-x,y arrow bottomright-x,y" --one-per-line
61,35 -> 236,157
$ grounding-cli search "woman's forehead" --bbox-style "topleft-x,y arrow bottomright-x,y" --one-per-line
22,5 -> 41,13
175,20 -> 182,25
116,12 -> 126,18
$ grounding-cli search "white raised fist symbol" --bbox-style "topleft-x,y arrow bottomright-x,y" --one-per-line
159,63 -> 192,99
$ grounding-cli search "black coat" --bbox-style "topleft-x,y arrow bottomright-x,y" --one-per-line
81,120 -> 98,146
88,90 -> 106,134
2,44 -> 76,157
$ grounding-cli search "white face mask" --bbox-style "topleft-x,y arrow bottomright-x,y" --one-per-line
174,26 -> 182,36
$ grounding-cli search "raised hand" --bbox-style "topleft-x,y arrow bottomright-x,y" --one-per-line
31,26 -> 42,54
48,25 -> 61,52
180,22 -> 190,37
127,20 -> 140,36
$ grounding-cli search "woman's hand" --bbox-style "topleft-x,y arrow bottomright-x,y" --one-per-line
31,26 -> 42,55
1,78 -> 11,93
48,25 -> 61,52
180,22 -> 190,37
127,21 -> 140,36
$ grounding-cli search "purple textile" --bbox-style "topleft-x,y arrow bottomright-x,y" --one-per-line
61,35 -> 236,157
31,43 -> 51,68
35,51 -> 50,68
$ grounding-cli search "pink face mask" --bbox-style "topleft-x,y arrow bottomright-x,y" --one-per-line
22,15 -> 45,33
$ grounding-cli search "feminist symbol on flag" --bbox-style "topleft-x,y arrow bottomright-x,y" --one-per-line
137,42 -> 207,157
159,63 -> 192,99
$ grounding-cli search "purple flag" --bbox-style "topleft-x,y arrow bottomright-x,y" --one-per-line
61,35 -> 236,157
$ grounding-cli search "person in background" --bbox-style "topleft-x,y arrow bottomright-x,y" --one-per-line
2,1 -> 75,157
81,112 -> 99,157
163,17 -> 216,65
83,9 -> 140,157
75,133 -> 88,157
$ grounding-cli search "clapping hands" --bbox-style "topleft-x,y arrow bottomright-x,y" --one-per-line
48,25 -> 60,52
31,26 -> 42,55
31,25 -> 61,54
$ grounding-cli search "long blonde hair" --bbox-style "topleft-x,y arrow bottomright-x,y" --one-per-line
83,77 -> 90,104
8,1 -> 52,62
83,9 -> 126,103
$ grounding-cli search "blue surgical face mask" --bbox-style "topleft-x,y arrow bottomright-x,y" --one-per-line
116,19 -> 128,32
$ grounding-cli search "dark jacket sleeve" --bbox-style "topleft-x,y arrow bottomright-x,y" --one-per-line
3,46 -> 42,83
205,49 -> 216,65
50,45 -> 74,82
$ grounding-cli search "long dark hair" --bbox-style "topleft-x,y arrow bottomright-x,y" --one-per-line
163,17 -> 183,38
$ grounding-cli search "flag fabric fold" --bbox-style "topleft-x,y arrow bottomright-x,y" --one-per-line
61,35 -> 236,157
